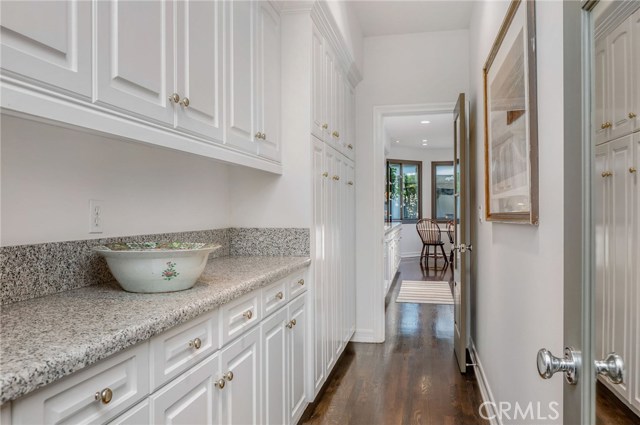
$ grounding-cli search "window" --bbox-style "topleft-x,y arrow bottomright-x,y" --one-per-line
386,160 -> 422,223
431,161 -> 455,222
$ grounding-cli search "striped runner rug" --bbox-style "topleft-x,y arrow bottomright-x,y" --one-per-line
395,280 -> 454,305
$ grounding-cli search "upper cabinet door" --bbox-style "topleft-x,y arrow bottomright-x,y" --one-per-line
311,26 -> 326,140
632,9 -> 640,132
323,45 -> 335,143
225,0 -> 257,154
595,36 -> 609,145
175,0 -> 224,141
96,0 -> 174,124
607,16 -> 633,140
255,1 -> 281,161
0,0 -> 92,97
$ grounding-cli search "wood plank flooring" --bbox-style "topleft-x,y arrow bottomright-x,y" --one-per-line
302,258 -> 488,425
596,381 -> 640,425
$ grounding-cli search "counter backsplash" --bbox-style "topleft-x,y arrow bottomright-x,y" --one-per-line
0,227 -> 309,306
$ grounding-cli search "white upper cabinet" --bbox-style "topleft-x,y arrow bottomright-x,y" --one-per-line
311,26 -> 326,141
607,17 -> 634,140
255,1 -> 281,161
96,0 -> 174,124
323,44 -> 336,144
595,36 -> 608,145
0,0 -> 92,97
175,0 -> 224,141
632,8 -> 640,132
225,0 -> 257,154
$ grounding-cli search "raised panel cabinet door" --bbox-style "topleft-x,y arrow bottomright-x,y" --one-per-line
150,352 -> 219,425
175,0 -> 224,141
96,0 -> 174,124
311,27 -> 326,140
595,144 -> 609,362
323,146 -> 336,373
220,327 -> 261,425
288,295 -> 307,424
333,153 -> 344,358
632,9 -> 640,132
311,138 -> 326,394
332,68 -> 344,151
323,45 -> 335,143
632,132 -> 640,412
345,85 -> 356,159
108,399 -> 149,425
255,1 -> 281,162
225,0 -> 257,154
0,0 -> 92,96
595,36 -> 609,145
348,161 -> 356,333
261,307 -> 288,425
608,17 -> 634,140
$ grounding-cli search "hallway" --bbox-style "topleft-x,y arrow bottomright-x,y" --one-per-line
303,259 -> 488,424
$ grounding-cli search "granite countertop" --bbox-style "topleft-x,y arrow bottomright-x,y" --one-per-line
0,255 -> 311,405
384,222 -> 403,234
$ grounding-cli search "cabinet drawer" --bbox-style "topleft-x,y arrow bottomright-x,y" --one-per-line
262,279 -> 288,317
12,343 -> 149,425
220,291 -> 261,346
149,309 -> 219,391
107,400 -> 149,425
288,273 -> 307,299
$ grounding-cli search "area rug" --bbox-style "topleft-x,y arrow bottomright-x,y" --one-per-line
395,280 -> 454,305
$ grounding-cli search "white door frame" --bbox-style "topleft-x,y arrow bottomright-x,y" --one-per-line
353,102 -> 455,343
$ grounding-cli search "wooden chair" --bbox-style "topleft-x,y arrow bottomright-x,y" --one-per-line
416,219 -> 448,270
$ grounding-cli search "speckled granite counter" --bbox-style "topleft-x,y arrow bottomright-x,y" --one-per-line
0,255 -> 310,404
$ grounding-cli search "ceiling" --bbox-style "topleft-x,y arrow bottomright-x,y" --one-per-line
352,1 -> 475,37
384,113 -> 454,150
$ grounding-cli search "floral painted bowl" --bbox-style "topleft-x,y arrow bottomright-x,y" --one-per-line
93,242 -> 220,293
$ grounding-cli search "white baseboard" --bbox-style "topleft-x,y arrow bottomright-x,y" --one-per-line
469,339 -> 503,425
351,329 -> 384,343
401,251 -> 421,258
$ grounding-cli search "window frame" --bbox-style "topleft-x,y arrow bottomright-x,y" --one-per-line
386,159 -> 423,224
431,160 -> 455,223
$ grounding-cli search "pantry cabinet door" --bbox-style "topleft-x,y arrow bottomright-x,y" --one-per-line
323,45 -> 336,143
594,36 -> 609,145
96,0 -> 174,124
220,327 -> 261,425
632,9 -> 640,132
262,308 -> 288,425
323,147 -> 337,373
311,27 -> 326,140
594,144 -> 609,362
255,1 -> 281,162
607,17 -> 634,140
175,0 -> 224,141
0,0 -> 92,97
288,296 -> 307,424
225,0 -> 257,154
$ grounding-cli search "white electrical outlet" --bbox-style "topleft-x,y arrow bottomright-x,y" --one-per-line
89,199 -> 104,234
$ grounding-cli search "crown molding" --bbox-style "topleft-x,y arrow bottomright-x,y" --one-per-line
595,0 -> 639,39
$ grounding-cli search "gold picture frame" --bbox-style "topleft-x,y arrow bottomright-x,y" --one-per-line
483,0 -> 539,225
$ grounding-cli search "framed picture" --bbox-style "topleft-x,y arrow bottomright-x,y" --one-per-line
483,0 -> 538,224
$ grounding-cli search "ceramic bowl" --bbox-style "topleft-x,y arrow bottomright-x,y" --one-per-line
93,242 -> 220,293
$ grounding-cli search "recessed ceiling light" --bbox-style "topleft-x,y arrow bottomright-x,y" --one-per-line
395,140 -> 400,143
422,139 -> 428,142
422,143 -> 428,146
420,120 -> 430,124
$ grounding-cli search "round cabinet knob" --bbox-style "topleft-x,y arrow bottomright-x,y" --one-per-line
261,133 -> 267,140
332,131 -> 340,138
595,353 -> 624,384
243,310 -> 253,320
332,175 -> 340,181
291,319 -> 297,326
298,279 -> 305,286
215,378 -> 226,389
179,97 -> 190,107
322,123 -> 328,129
536,347 -> 579,385
188,338 -> 202,349
629,112 -> 637,119
348,181 -> 354,186
255,132 -> 263,139
630,167 -> 637,174
224,371 -> 234,381
275,292 -> 284,300
286,320 -> 294,329
168,93 -> 180,103
348,144 -> 353,150
322,172 -> 329,178
602,171 -> 613,177
95,388 -> 113,404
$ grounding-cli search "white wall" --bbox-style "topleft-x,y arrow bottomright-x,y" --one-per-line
354,29 -> 469,342
386,145 -> 454,257
1,115 -> 230,246
468,1 -> 564,423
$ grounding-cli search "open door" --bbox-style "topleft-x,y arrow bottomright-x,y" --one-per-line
453,93 -> 471,374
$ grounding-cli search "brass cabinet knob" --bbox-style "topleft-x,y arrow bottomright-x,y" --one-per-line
332,131 -> 340,138
629,112 -> 637,119
322,172 -> 328,177
630,167 -> 637,174
243,309 -> 253,320
332,175 -> 340,181
188,338 -> 202,349
255,132 -> 262,139
215,378 -> 226,389
348,181 -> 354,186
291,319 -> 297,326
224,371 -> 234,381
347,144 -> 353,150
601,171 -> 613,177
168,93 -> 180,103
322,123 -> 328,129
179,97 -> 190,107
95,388 -> 113,404
275,291 -> 283,300
298,279 -> 305,286
262,133 -> 267,140
286,320 -> 294,329
600,122 -> 612,129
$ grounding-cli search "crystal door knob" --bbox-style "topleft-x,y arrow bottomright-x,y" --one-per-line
537,347 -> 579,385
595,353 -> 624,384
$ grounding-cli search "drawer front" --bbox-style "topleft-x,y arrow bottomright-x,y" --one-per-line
221,291 -> 261,346
288,273 -> 307,299
12,343 -> 149,425
149,309 -> 219,391
107,399 -> 149,425
262,279 -> 288,317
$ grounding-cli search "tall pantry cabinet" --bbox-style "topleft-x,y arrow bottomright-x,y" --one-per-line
594,4 -> 640,415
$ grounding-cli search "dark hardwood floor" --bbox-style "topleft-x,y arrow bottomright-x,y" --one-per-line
596,381 -> 640,425
302,258 -> 488,425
